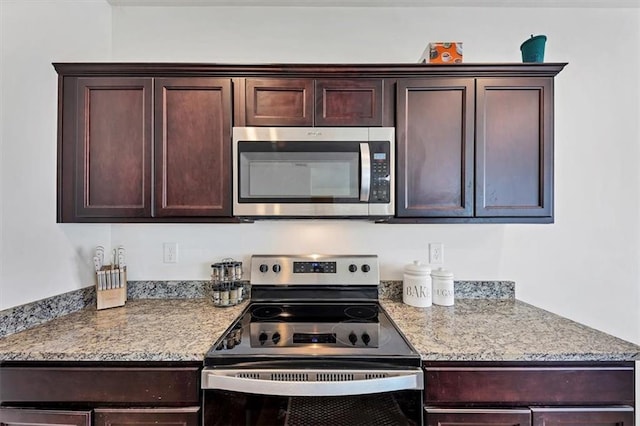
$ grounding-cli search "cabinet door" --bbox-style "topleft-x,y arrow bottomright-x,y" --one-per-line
0,408 -> 91,426
315,79 -> 383,126
73,77 -> 152,219
245,78 -> 313,126
396,78 -> 474,217
154,78 -> 232,217
425,408 -> 531,426
532,407 -> 634,426
94,408 -> 199,426
476,78 -> 553,218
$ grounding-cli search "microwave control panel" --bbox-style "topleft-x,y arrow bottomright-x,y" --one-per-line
370,141 -> 391,203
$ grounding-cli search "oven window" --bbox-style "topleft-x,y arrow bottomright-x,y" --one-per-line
204,390 -> 422,426
239,148 -> 360,202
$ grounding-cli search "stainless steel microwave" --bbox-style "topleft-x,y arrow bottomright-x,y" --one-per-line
233,127 -> 395,218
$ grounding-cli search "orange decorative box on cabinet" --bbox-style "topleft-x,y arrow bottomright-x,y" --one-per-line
419,42 -> 463,64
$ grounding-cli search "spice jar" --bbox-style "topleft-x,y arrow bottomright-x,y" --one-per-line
403,261 -> 432,307
211,258 -> 244,307
431,267 -> 454,306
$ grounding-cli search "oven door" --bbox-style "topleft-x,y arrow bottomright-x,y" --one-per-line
202,366 -> 423,426
232,127 -> 394,217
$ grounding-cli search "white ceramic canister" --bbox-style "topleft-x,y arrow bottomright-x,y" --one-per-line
403,261 -> 432,307
431,267 -> 455,306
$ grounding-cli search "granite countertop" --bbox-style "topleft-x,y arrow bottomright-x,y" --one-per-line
0,299 -> 246,362
381,299 -> 640,362
0,297 -> 638,363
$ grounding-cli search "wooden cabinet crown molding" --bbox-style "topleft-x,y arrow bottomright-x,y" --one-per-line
52,62 -> 567,78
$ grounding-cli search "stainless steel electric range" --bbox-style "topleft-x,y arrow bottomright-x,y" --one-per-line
202,255 -> 424,426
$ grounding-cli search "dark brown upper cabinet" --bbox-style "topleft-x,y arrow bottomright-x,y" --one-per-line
57,73 -> 233,222
245,78 -> 314,126
55,62 -> 565,223
154,78 -> 232,217
395,75 -> 557,223
315,79 -> 383,126
396,78 -> 475,217
476,78 -> 553,218
243,78 -> 384,127
68,77 -> 153,220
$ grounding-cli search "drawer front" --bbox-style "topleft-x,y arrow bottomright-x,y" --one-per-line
0,408 -> 91,426
424,366 -> 635,405
0,366 -> 200,404
94,407 -> 200,426
425,408 -> 531,426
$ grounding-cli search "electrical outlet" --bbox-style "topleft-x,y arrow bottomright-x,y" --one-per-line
163,242 -> 178,263
429,243 -> 444,264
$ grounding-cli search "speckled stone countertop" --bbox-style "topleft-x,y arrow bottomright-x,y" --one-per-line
0,299 -> 246,362
380,299 -> 639,361
0,295 -> 638,363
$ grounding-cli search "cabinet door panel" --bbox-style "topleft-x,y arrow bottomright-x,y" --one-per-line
74,78 -> 152,218
315,79 -> 383,126
532,407 -> 634,426
246,79 -> 313,126
155,78 -> 232,217
476,78 -> 552,217
94,408 -> 199,426
425,408 -> 531,426
0,408 -> 91,426
396,79 -> 474,217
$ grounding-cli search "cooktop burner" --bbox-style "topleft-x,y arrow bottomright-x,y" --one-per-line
250,303 -> 379,323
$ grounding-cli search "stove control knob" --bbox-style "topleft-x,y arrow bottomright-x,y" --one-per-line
259,264 -> 269,273
361,264 -> 371,273
272,264 -> 281,273
259,332 -> 268,346
348,264 -> 357,273
272,332 -> 281,345
361,332 -> 371,346
348,332 -> 358,346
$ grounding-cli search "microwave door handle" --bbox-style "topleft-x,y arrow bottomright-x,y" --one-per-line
360,143 -> 371,202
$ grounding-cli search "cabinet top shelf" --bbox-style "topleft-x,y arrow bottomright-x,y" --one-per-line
52,62 -> 567,78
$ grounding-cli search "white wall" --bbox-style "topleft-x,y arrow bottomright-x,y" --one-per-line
1,3 -> 638,347
111,5 -> 640,345
0,1 -> 112,310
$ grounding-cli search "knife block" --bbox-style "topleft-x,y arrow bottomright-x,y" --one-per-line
96,265 -> 127,310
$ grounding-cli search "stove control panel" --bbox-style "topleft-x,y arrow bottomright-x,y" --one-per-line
293,261 -> 336,274
250,323 -> 380,348
250,255 -> 379,286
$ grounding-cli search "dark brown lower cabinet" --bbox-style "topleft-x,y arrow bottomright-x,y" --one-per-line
0,408 -> 91,426
425,407 -> 635,426
423,362 -> 636,426
94,407 -> 200,426
0,363 -> 201,426
531,407 -> 635,426
425,408 -> 531,426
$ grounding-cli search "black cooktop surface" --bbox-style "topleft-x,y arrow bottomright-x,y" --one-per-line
204,302 -> 420,368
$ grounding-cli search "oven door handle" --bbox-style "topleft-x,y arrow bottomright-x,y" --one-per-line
202,369 -> 423,396
360,143 -> 371,202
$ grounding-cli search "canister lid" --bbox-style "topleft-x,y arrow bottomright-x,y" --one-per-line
404,260 -> 431,274
431,267 -> 453,278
